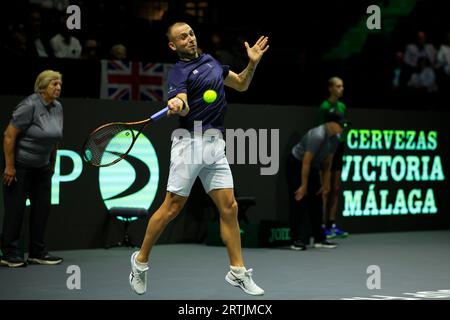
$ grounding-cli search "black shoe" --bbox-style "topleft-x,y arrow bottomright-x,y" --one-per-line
27,253 -> 63,265
314,240 -> 338,249
290,240 -> 307,251
0,256 -> 27,268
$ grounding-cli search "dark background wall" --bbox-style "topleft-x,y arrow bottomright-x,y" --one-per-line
0,95 -> 449,251
1,0 -> 449,109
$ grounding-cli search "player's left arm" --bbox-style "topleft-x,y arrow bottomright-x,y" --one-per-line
224,36 -> 269,92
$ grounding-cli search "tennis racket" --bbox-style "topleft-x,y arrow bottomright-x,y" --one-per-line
81,106 -> 169,167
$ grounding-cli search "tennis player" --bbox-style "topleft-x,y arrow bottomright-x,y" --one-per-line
129,22 -> 269,296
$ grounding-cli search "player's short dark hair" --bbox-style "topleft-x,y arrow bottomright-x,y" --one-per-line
166,22 -> 188,41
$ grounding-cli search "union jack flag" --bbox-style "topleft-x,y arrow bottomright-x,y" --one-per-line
100,60 -> 172,101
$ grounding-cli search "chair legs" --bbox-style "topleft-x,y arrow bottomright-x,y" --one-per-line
105,220 -> 139,249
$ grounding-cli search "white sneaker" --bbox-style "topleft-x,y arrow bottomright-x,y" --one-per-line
225,268 -> 265,296
129,251 -> 148,295
314,240 -> 338,249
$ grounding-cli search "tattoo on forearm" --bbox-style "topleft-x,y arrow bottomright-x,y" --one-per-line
240,66 -> 255,87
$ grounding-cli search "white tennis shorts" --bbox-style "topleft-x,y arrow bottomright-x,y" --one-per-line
167,132 -> 234,196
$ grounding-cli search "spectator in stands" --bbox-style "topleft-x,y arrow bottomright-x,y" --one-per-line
31,0 -> 70,12
82,39 -> 100,60
407,57 -> 438,93
4,29 -> 29,58
404,31 -> 437,70
1,70 -> 64,268
392,51 -> 409,92
50,22 -> 82,58
27,7 -> 52,57
110,43 -> 127,60
407,57 -> 438,108
437,31 -> 450,86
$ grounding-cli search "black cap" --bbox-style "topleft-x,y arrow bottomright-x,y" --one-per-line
324,110 -> 351,128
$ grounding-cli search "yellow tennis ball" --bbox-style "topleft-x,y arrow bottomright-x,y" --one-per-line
203,89 -> 217,103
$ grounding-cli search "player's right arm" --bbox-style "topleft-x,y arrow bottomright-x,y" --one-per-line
3,124 -> 20,186
168,93 -> 189,117
167,66 -> 189,117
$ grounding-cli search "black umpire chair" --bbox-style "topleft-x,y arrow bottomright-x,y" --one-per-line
104,207 -> 149,248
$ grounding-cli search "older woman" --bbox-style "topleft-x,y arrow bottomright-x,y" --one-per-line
1,70 -> 63,267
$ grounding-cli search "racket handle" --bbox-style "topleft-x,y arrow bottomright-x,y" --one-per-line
150,106 -> 169,121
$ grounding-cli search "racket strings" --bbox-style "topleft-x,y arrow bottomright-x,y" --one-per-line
84,124 -> 134,166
